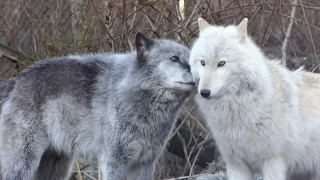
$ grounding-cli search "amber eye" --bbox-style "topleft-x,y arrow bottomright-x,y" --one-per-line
218,61 -> 226,67
200,60 -> 205,66
170,56 -> 179,62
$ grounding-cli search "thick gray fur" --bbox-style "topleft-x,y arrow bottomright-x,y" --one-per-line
0,33 -> 195,180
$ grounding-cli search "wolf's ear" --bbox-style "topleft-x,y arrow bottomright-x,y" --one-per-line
236,18 -> 248,43
135,32 -> 154,66
198,18 -> 211,33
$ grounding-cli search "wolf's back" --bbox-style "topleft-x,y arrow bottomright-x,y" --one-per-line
0,78 -> 15,104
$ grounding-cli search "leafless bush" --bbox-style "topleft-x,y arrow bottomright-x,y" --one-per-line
0,0 -> 320,179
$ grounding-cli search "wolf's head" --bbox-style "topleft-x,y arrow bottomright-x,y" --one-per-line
189,18 -> 267,99
133,32 -> 195,92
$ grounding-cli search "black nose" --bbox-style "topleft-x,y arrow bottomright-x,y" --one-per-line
200,89 -> 211,98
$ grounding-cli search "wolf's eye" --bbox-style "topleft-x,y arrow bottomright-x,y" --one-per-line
218,61 -> 226,67
200,60 -> 205,66
170,56 -> 179,62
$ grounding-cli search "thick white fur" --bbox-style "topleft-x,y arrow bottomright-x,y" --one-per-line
189,18 -> 320,180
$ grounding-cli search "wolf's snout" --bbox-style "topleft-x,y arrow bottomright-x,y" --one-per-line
200,89 -> 211,98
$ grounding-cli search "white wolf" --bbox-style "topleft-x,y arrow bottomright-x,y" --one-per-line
189,18 -> 320,180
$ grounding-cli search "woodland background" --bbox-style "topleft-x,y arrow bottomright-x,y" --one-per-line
0,0 -> 319,179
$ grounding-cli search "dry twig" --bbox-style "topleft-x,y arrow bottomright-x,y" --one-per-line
281,0 -> 298,66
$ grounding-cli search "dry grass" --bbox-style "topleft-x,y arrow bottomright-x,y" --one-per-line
0,0 -> 320,179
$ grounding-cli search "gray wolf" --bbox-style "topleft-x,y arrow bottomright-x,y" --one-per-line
0,32 -> 195,180
189,17 -> 320,180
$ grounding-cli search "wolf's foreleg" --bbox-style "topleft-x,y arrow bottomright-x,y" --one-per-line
0,113 -> 48,180
103,145 -> 127,180
226,161 -> 255,180
126,161 -> 155,180
262,157 -> 287,180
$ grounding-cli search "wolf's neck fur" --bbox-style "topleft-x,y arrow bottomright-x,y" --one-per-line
245,40 -> 274,104
119,76 -> 189,125
112,79 -> 189,148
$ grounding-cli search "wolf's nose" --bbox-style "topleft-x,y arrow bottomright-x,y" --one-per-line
200,89 -> 211,98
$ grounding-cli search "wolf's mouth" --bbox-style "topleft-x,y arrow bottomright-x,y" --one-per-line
176,81 -> 196,86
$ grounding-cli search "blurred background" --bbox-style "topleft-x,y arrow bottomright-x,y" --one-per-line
0,0 -> 319,179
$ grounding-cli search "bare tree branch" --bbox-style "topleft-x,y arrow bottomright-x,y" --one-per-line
281,0 -> 298,66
